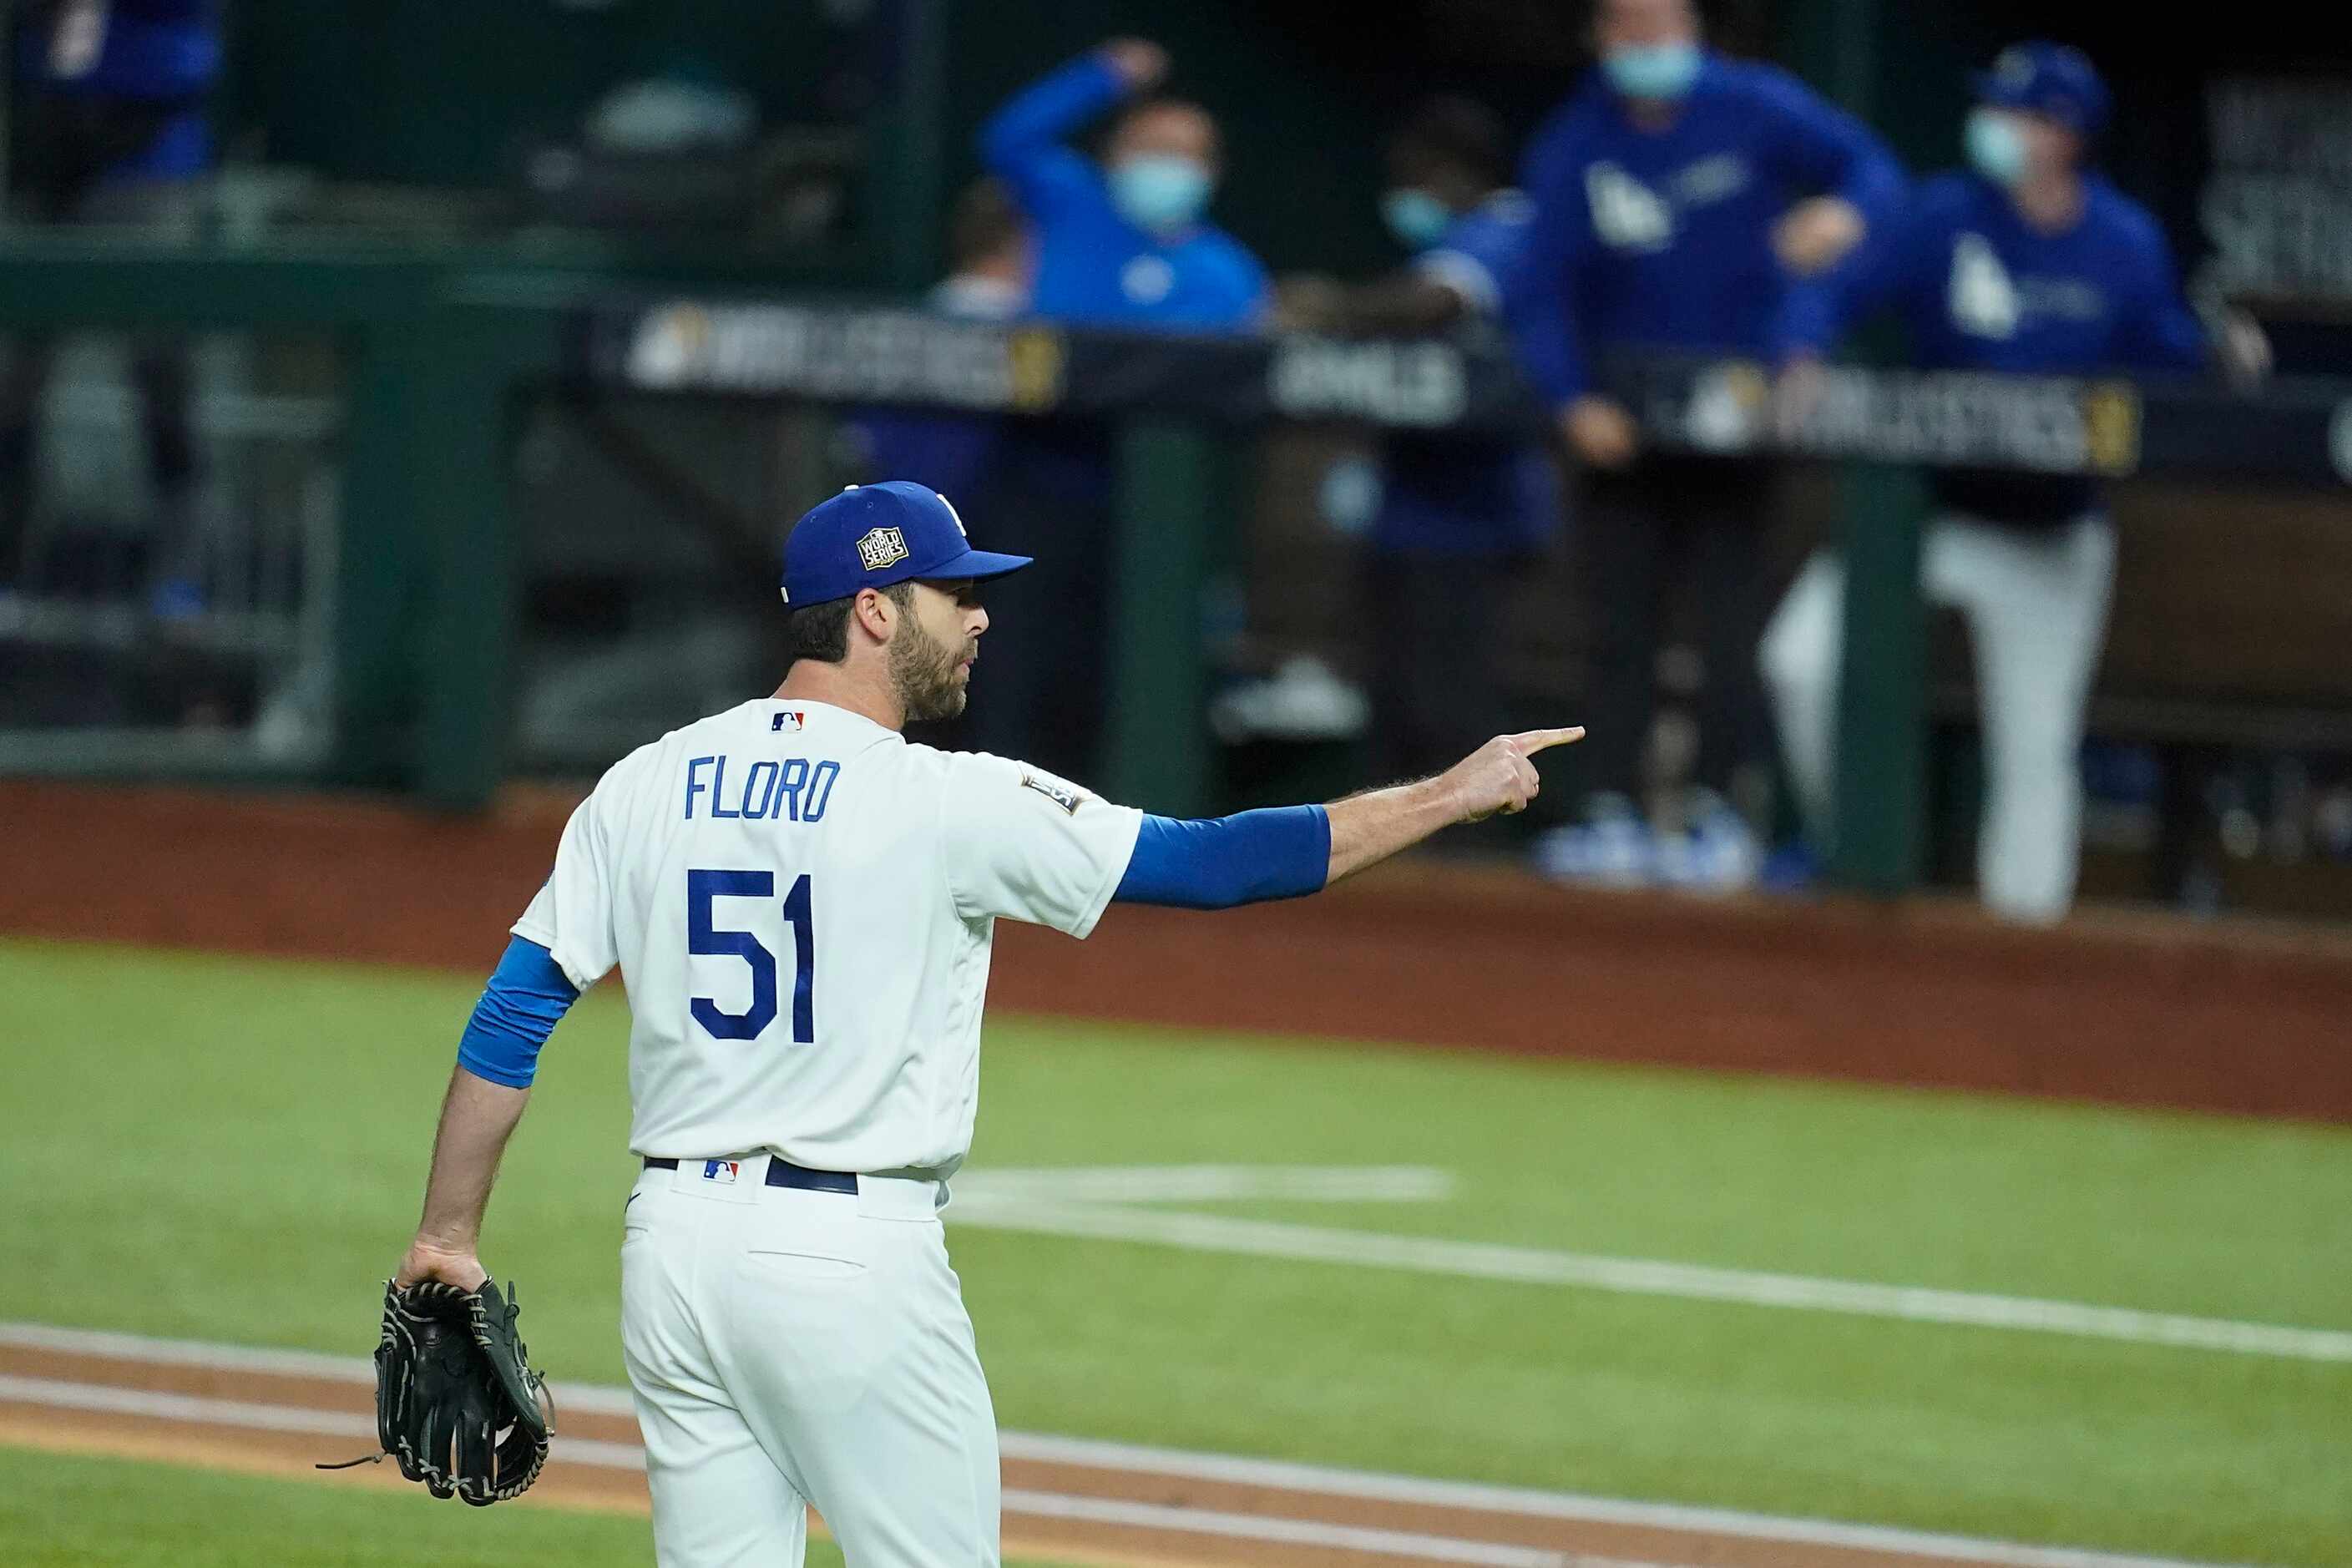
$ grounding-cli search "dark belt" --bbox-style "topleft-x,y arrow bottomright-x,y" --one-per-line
643,1156 -> 858,1195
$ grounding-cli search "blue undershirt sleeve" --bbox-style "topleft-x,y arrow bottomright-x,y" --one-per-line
455,935 -> 580,1090
1112,807 -> 1332,909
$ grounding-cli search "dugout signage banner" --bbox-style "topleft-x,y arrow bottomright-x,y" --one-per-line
584,300 -> 2352,487
594,301 -> 1527,431
615,302 -> 1070,412
1627,360 -> 2144,476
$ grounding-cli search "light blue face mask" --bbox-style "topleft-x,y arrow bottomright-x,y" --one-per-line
1380,189 -> 1451,250
1965,108 -> 2028,187
1602,41 -> 1702,100
1110,154 -> 1213,233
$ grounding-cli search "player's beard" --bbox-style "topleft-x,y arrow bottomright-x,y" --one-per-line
889,614 -> 970,722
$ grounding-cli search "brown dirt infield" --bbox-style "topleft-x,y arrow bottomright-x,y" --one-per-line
3,777 -> 2348,1122
0,1335 -> 2167,1567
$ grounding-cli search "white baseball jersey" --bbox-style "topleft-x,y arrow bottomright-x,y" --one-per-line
513,697 -> 1143,1175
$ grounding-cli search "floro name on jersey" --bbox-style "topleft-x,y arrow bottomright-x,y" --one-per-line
684,754 -> 842,822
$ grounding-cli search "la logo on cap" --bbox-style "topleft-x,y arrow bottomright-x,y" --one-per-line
857,526 -> 910,571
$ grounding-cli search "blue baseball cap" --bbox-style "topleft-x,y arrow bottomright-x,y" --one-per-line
1975,42 -> 2110,136
780,481 -> 1032,607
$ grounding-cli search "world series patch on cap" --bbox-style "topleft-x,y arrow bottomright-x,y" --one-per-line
781,482 -> 1032,606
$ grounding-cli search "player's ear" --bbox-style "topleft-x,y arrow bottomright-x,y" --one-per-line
850,587 -> 896,645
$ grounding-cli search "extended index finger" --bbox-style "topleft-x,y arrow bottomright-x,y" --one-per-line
1510,726 -> 1586,755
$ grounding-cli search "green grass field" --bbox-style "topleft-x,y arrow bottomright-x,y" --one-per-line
7,938 -> 2350,1564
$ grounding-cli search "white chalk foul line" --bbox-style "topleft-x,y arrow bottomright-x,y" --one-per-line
944,1196 -> 2352,1364
958,1165 -> 1459,1205
0,1373 -> 647,1469
0,1320 -> 640,1418
1000,1489 -> 1576,1567
991,1432 -> 2239,1568
0,1323 -> 2250,1568
0,1372 -> 1570,1566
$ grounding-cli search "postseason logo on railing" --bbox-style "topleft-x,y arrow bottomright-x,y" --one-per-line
586,304 -> 2338,483
1266,337 -> 1471,427
622,303 -> 1067,412
1645,360 -> 2142,475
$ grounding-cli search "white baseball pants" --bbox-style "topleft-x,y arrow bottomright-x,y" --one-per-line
620,1155 -> 1000,1567
1759,513 -> 2117,924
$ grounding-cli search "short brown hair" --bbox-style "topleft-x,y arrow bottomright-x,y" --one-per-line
781,580 -> 916,669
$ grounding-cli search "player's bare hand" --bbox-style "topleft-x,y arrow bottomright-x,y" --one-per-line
1444,728 -> 1585,822
1772,195 -> 1865,277
396,1237 -> 489,1292
1560,396 -> 1638,469
1100,38 -> 1169,89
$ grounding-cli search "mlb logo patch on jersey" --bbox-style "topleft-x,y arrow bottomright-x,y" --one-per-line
1019,770 -> 1084,814
857,526 -> 911,572
772,710 -> 805,732
700,1159 -> 742,1186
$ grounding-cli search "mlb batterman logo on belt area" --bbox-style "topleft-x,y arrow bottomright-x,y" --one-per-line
857,526 -> 911,572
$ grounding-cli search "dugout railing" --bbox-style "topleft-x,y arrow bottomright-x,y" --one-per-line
7,252 -> 2349,897
584,299 -> 2352,893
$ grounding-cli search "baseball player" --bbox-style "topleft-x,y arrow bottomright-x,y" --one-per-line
1758,43 -> 2269,923
389,480 -> 1580,1566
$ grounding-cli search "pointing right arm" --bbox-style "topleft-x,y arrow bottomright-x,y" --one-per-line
1323,729 -> 1584,883
1110,730 -> 1586,909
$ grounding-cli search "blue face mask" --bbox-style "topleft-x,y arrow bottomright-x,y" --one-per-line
1110,154 -> 1213,234
1965,108 -> 2028,187
1602,41 -> 1702,100
1380,189 -> 1451,250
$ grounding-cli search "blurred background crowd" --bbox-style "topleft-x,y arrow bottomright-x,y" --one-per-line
6,0 -> 2352,928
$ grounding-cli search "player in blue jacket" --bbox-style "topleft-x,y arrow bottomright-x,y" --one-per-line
1758,43 -> 2270,923
1277,98 -> 1560,792
842,178 -> 1031,505
978,38 -> 1267,331
1508,0 -> 1903,890
970,39 -> 1270,783
4,0 -> 220,601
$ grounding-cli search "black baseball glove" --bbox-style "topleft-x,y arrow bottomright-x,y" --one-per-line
321,1279 -> 554,1505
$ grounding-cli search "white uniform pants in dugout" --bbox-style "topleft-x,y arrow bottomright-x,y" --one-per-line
1759,513 -> 2117,924
620,1156 -> 999,1567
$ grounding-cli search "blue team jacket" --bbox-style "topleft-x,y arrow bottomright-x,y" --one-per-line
1506,53 -> 1904,407
978,54 -> 1268,331
1786,169 -> 2209,523
16,0 -> 220,181
16,0 -> 218,99
1378,191 -> 1559,557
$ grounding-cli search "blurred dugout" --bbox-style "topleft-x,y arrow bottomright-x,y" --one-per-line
1,2 -> 337,764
